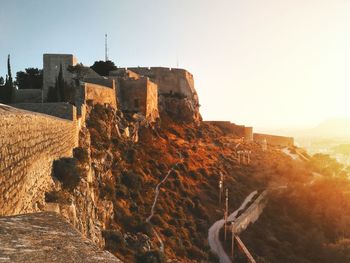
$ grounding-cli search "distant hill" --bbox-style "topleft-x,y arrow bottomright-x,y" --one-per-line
310,118 -> 350,139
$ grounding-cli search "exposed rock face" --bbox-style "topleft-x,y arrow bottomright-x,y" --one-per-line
159,96 -> 201,123
0,212 -> 121,263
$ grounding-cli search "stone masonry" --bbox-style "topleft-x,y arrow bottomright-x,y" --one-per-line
0,212 -> 121,263
0,104 -> 78,216
43,54 -> 78,101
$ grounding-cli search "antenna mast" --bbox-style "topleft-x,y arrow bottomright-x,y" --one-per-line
105,33 -> 108,61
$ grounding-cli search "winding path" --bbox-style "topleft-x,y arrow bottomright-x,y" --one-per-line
208,191 -> 258,263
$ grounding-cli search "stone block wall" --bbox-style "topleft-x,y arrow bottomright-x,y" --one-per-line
82,82 -> 117,109
43,54 -> 78,102
234,191 -> 268,235
11,103 -> 77,121
254,133 -> 294,147
118,77 -> 159,122
0,104 -> 78,216
13,89 -> 42,103
126,67 -> 198,102
205,121 -> 253,141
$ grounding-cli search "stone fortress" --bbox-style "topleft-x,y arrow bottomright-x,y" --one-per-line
1,53 -> 294,216
0,53 -> 294,261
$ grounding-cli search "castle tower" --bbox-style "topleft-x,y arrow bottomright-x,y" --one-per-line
43,54 -> 78,101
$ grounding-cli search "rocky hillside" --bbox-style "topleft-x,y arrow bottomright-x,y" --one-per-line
44,102 -> 345,263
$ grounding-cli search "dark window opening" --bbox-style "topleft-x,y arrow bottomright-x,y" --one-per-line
134,99 -> 139,109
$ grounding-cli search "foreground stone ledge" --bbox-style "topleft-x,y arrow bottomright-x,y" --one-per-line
0,212 -> 121,263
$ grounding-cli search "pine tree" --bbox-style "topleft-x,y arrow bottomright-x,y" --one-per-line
7,54 -> 13,85
2,55 -> 14,103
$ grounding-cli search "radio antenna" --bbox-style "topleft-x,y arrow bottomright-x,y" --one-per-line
105,34 -> 108,61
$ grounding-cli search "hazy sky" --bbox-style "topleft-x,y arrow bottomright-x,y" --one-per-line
1,0 -> 349,130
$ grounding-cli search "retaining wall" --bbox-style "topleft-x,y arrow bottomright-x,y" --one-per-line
233,191 -> 268,235
0,104 -> 78,216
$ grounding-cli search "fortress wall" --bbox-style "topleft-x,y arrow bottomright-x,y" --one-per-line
83,82 -> 117,109
84,78 -> 115,89
0,104 -> 78,216
13,89 -> 42,103
127,67 -> 197,100
119,78 -> 148,115
205,121 -> 253,141
254,133 -> 294,147
11,103 -> 77,121
43,54 -> 77,101
244,127 -> 253,142
234,191 -> 268,235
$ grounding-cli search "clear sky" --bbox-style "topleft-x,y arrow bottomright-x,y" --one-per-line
1,0 -> 349,130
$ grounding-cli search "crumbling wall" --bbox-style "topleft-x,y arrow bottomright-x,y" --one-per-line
0,104 -> 78,216
11,102 -> 77,121
254,133 -> 294,147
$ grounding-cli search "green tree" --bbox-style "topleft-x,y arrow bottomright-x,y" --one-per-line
90,60 -> 117,76
1,55 -> 15,103
0,76 -> 4,86
16,68 -> 43,89
57,64 -> 65,101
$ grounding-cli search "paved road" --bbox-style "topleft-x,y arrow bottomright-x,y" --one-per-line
208,191 -> 258,263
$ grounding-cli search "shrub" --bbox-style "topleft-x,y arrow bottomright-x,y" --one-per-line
102,229 -> 126,252
121,171 -> 142,191
116,184 -> 129,198
137,222 -> 153,236
52,158 -> 82,191
150,214 -> 166,227
162,227 -> 176,237
45,190 -> 71,205
125,148 -> 136,163
73,147 -> 89,164
136,250 -> 166,263
186,245 -> 207,260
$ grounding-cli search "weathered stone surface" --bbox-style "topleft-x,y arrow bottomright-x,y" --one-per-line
0,104 -> 78,216
43,54 -> 78,101
115,77 -> 159,122
11,102 -> 77,121
159,96 -> 201,123
0,212 -> 121,263
82,82 -> 117,109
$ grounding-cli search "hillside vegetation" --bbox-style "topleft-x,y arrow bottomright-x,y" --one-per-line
49,103 -> 350,262
241,154 -> 350,263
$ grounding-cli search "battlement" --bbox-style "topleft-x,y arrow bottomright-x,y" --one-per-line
116,67 -> 197,101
